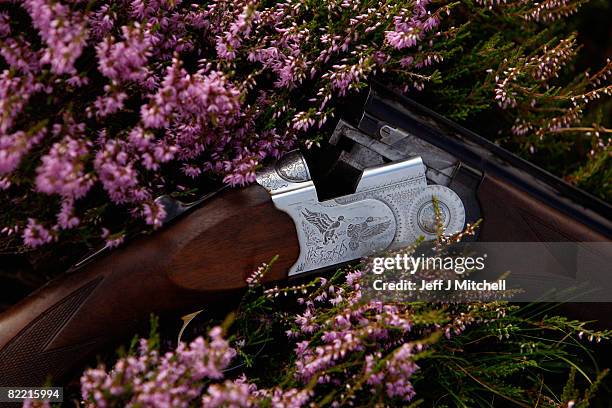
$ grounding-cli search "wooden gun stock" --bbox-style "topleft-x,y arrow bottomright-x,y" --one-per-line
477,174 -> 609,242
0,185 -> 299,387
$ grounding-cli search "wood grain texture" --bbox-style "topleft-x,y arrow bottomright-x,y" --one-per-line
0,185 -> 299,386
478,174 -> 608,242
478,177 -> 612,327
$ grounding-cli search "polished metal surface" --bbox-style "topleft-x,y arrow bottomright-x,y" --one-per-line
257,150 -> 466,276
331,120 -> 458,186
407,185 -> 466,240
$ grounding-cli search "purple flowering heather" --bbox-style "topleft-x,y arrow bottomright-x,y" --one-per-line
0,13 -> 10,38
0,34 -> 41,74
56,198 -> 79,230
141,59 -> 242,141
382,343 -> 421,400
22,400 -> 50,408
284,274 -> 420,392
35,135 -> 94,199
0,127 -> 46,175
96,24 -> 152,84
385,1 -> 436,50
100,227 -> 125,248
216,3 -> 259,61
80,327 -> 236,407
0,71 -> 42,134
22,0 -> 88,75
22,218 -> 54,248
202,378 -> 256,407
142,200 -> 167,228
93,86 -> 128,118
0,0 -> 447,249
94,139 -> 147,204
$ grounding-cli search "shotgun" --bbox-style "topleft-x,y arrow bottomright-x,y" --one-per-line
1,85 -> 610,387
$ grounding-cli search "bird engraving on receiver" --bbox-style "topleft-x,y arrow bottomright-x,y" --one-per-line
347,217 -> 393,250
302,209 -> 345,245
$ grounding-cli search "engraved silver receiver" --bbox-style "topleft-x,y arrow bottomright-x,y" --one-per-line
256,150 -> 465,276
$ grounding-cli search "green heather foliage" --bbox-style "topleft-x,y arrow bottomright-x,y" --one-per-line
419,0 -> 611,201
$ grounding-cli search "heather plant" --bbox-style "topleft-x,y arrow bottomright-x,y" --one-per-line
0,0 -> 451,256
419,0 -> 611,199
72,254 -> 612,407
0,0 -> 610,265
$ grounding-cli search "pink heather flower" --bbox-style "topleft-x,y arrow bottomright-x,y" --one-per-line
0,127 -> 46,175
295,340 -> 310,357
128,126 -> 177,171
383,343 -> 420,401
88,5 -> 115,40
96,24 -> 152,83
141,58 -> 241,132
274,56 -> 307,89
424,15 -> 439,31
57,198 -> 79,230
365,354 -> 385,386
142,201 -> 167,228
270,387 -> 312,408
400,56 -> 414,68
384,2 -> 437,51
345,271 -> 362,286
22,218 -> 54,248
93,87 -> 128,118
254,129 -> 287,159
247,46 -> 280,68
294,308 -> 319,335
127,126 -> 154,151
0,71 -> 42,134
182,164 -> 202,178
201,377 -> 311,408
22,399 -> 51,408
291,112 -> 312,132
0,36 -> 41,73
94,140 -> 148,204
327,57 -> 373,96
81,327 -> 236,408
23,0 -> 88,75
129,0 -> 181,20
101,227 -> 125,248
294,330 -> 363,384
202,379 -> 254,407
215,3 -> 259,61
0,131 -> 30,175
385,28 -> 420,50
0,12 -> 10,38
0,176 -> 10,190
221,153 -> 258,186
35,136 -> 94,199
283,269 -> 424,391
372,51 -> 390,66
521,0 -> 583,22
